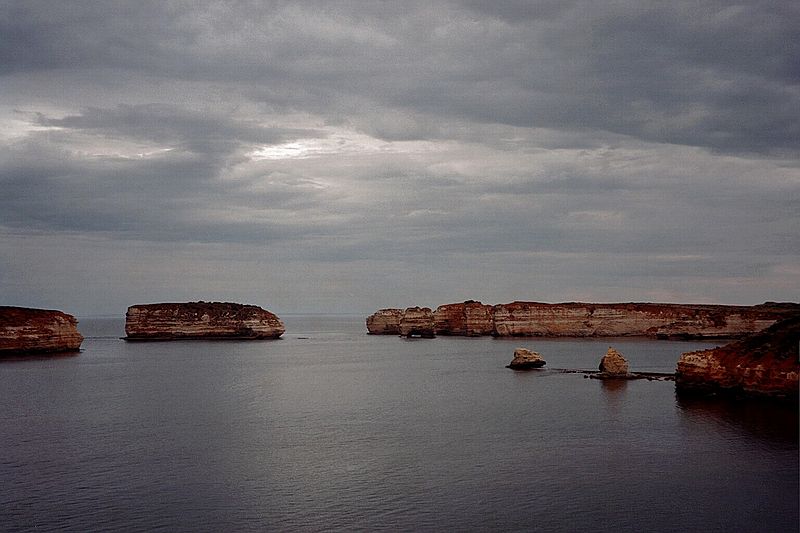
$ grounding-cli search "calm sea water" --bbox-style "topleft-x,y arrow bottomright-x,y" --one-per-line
1,315 -> 797,532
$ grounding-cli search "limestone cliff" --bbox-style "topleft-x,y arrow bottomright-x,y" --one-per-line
0,306 -> 83,355
125,302 -> 284,340
366,308 -> 403,335
366,301 -> 798,338
491,302 -> 789,338
675,315 -> 800,399
398,307 -> 435,338
434,301 -> 494,336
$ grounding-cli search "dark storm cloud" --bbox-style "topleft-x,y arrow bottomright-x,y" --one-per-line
3,1 -> 798,154
0,104 -> 329,243
0,0 -> 798,311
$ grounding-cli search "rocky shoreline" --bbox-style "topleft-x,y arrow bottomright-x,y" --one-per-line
2,299 -> 796,400
367,300 -> 799,339
508,345 -> 676,381
676,315 -> 799,400
504,319 -> 799,399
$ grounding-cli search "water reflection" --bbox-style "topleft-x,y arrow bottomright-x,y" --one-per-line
598,378 -> 629,420
676,392 -> 799,444
0,351 -> 80,363
600,378 -> 628,393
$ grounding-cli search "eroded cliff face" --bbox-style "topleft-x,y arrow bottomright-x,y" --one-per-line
434,301 -> 494,336
0,307 -> 83,355
125,302 -> 285,340
491,302 -> 786,338
366,302 -> 492,336
398,307 -> 435,338
675,315 -> 800,399
365,308 -> 403,335
366,301 -> 798,338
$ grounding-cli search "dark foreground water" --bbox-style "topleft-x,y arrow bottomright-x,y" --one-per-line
1,315 -> 797,532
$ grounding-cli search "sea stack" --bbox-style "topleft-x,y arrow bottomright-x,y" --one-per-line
676,315 -> 800,400
0,306 -> 84,355
598,347 -> 630,376
366,308 -> 403,335
507,348 -> 547,370
124,302 -> 285,340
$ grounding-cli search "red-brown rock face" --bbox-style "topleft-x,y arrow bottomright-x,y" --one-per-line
676,315 -> 800,399
434,301 -> 494,336
366,308 -> 403,335
398,307 -> 435,338
0,307 -> 83,355
125,302 -> 284,340
491,302 -> 794,338
367,301 -> 799,338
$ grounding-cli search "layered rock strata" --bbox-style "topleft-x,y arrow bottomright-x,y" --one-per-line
366,308 -> 403,335
0,307 -> 83,355
125,302 -> 285,340
398,307 -> 435,338
491,302 -> 791,338
675,315 -> 800,399
366,301 -> 798,339
507,348 -> 546,370
433,301 -> 494,336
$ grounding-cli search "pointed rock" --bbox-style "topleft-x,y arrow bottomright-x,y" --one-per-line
599,347 -> 629,375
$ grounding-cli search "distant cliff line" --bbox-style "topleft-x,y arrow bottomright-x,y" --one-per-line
366,301 -> 800,339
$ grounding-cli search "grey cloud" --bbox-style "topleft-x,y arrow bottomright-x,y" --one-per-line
38,104 -> 321,154
0,1 -> 798,311
3,1 -> 798,154
0,105 -> 332,243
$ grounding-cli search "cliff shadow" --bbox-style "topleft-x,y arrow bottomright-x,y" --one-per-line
0,350 -> 81,363
676,392 -> 799,445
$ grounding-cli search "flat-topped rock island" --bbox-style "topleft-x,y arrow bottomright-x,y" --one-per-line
0,306 -> 84,355
124,302 -> 285,340
367,300 -> 799,339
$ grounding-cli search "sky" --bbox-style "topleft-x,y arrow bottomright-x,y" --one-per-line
1,1 -> 798,316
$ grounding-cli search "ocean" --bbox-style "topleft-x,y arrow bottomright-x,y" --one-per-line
1,315 -> 797,532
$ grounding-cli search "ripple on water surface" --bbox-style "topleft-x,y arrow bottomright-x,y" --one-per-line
0,316 -> 796,532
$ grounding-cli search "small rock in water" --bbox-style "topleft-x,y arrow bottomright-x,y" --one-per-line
507,347 -> 547,370
598,347 -> 629,376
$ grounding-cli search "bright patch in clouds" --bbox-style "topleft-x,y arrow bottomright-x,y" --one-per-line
252,141 -> 315,160
0,118 -> 62,141
250,129 -> 435,160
